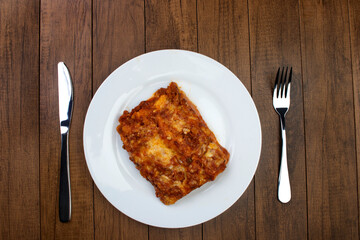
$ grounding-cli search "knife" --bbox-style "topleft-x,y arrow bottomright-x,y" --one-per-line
58,62 -> 73,222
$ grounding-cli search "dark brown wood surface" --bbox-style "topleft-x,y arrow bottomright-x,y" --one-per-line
40,0 -> 94,239
300,0 -> 358,239
0,0 -> 40,239
250,0 -> 308,239
1,0 -> 359,239
349,0 -> 360,234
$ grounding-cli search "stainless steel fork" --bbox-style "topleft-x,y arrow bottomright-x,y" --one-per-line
273,67 -> 292,203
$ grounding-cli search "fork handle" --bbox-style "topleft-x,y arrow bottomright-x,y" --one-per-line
278,114 -> 291,203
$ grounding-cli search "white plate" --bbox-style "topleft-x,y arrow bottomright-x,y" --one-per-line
83,49 -> 261,228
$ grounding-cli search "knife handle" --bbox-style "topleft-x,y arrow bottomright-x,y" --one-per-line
59,132 -> 71,222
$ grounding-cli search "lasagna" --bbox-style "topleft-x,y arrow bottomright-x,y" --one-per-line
117,82 -> 230,205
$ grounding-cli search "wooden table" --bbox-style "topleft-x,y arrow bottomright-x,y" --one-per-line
1,0 -> 360,239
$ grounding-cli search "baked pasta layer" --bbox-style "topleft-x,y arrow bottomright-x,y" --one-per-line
117,82 -> 230,205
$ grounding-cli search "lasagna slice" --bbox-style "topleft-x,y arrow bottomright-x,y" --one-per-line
117,82 -> 230,205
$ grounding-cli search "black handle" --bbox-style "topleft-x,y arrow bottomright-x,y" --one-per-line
59,133 -> 71,222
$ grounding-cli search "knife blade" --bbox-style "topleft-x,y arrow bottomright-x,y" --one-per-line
58,62 -> 73,222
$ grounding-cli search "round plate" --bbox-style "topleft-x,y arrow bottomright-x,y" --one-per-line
83,49 -> 261,228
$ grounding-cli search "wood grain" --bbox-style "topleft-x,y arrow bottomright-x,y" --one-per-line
248,0 -> 308,239
2,0 -> 360,238
197,0 -> 255,239
145,0 -> 197,52
300,0 -> 359,238
93,0 -> 146,91
348,0 -> 360,232
149,227 -> 202,240
0,0 -> 40,239
92,0 -> 148,239
40,0 -> 94,239
145,0 -> 201,238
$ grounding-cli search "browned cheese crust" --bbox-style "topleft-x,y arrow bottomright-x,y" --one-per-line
117,82 -> 230,205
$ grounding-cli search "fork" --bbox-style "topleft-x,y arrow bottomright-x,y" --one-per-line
273,67 -> 292,203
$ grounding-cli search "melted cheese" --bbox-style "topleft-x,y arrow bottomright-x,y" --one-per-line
154,95 -> 168,109
146,136 -> 174,165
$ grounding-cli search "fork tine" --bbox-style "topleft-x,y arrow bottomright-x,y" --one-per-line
285,67 -> 292,97
281,67 -> 288,97
274,67 -> 280,96
278,67 -> 284,97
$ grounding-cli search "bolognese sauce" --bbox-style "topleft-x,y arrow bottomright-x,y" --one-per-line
117,82 -> 229,205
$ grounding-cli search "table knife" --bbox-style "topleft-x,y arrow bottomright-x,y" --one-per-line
58,62 -> 73,222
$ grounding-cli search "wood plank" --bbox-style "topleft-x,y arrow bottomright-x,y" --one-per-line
300,0 -> 358,238
248,0 -> 308,239
348,0 -> 360,232
40,0 -> 94,239
145,0 -> 197,52
197,0 -> 255,239
149,227 -> 202,240
202,187 -> 255,240
145,0 -> 201,238
0,0 -> 40,239
92,0 -> 148,239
